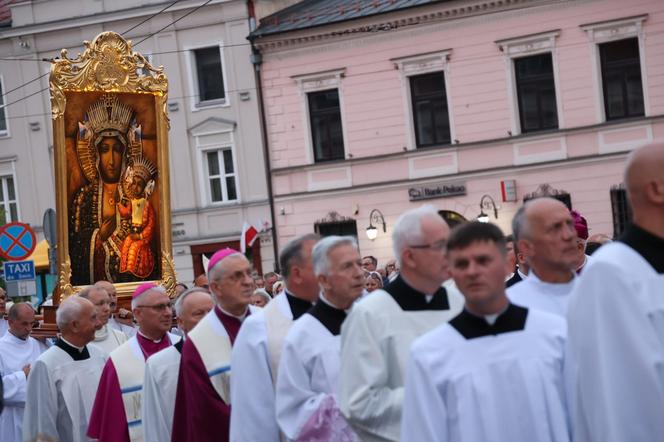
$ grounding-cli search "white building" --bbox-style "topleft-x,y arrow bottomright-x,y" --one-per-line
0,0 -> 274,291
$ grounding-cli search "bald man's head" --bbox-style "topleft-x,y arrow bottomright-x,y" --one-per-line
625,143 -> 664,211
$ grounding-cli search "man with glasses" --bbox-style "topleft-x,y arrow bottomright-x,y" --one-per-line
88,283 -> 180,442
338,204 -> 463,442
95,280 -> 136,337
79,285 -> 128,355
172,249 -> 259,442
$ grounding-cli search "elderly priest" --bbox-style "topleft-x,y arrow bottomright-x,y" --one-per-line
23,296 -> 106,442
88,283 -> 180,442
172,248 -> 258,442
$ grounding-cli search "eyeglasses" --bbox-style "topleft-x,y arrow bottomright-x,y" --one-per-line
136,303 -> 172,312
409,239 -> 447,252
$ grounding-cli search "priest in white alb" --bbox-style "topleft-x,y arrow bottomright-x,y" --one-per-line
142,287 -> 214,441
0,303 -> 48,442
338,205 -> 464,442
96,280 -> 137,337
568,142 -> 664,442
23,296 -> 106,442
172,248 -> 259,442
276,236 -> 364,441
78,285 -> 128,355
87,283 -> 180,442
402,221 -> 570,442
230,234 -> 321,442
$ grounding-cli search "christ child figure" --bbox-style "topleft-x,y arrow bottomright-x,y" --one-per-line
118,158 -> 157,278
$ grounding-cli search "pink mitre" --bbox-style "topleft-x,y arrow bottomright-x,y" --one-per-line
133,282 -> 159,299
208,248 -> 241,274
570,210 -> 589,240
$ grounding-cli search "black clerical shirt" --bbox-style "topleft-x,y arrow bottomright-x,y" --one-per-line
450,304 -> 528,340
384,275 -> 451,311
620,223 -> 664,274
55,338 -> 90,361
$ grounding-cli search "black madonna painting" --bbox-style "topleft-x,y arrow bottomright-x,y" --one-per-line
67,92 -> 161,285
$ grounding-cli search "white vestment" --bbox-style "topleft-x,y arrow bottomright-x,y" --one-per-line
0,318 -> 8,337
402,306 -> 569,442
109,316 -> 137,337
92,324 -> 128,355
568,242 -> 664,442
231,293 -> 302,442
142,342 -> 182,442
507,270 -> 576,317
338,277 -> 463,442
0,333 -> 47,442
23,343 -> 106,442
276,304 -> 356,441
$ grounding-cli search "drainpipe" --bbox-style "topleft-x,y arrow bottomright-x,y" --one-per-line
248,0 -> 280,272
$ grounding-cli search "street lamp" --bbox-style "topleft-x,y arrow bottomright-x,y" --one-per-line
366,209 -> 386,240
477,194 -> 498,223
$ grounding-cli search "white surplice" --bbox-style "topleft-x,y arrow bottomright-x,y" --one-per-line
142,342 -> 182,442
109,316 -> 137,337
23,343 -> 107,442
92,324 -> 128,355
402,306 -> 569,442
568,242 -> 664,442
507,270 -> 576,317
275,303 -> 356,441
231,293 -> 300,442
338,277 -> 464,442
0,333 -> 47,442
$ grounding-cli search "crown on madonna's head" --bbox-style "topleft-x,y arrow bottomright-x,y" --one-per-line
87,94 -> 134,136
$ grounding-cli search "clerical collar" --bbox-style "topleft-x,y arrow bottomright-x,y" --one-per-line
517,267 -> 528,280
308,295 -> 347,336
55,337 -> 90,361
138,330 -> 166,343
384,275 -> 450,311
285,290 -> 314,320
620,223 -> 664,274
217,305 -> 249,322
528,270 -> 575,293
450,304 -> 528,340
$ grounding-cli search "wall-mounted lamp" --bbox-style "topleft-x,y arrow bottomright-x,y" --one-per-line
477,194 -> 498,223
366,209 -> 386,240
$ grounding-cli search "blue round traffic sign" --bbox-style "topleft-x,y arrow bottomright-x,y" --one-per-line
0,222 -> 37,261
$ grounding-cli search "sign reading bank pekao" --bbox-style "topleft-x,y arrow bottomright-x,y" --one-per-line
408,181 -> 467,202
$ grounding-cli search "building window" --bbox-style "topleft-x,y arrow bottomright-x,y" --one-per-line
308,89 -> 344,162
514,53 -> 559,133
610,184 -> 632,237
205,149 -> 237,203
0,175 -> 18,223
0,78 -> 7,135
314,211 -> 358,240
600,38 -> 644,121
410,72 -> 451,148
194,46 -> 225,103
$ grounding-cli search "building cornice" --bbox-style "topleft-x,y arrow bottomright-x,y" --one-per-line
253,0 -> 566,52
0,0 -> 230,38
271,114 -> 663,175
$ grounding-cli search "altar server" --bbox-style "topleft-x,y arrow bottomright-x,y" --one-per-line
0,303 -> 48,442
142,287 -> 214,441
88,283 -> 179,442
507,197 -> 578,317
23,296 -> 105,442
568,142 -> 664,442
172,249 -> 259,442
338,204 -> 463,442
230,234 -> 321,442
79,285 -> 128,354
402,221 -> 569,442
276,236 -> 363,441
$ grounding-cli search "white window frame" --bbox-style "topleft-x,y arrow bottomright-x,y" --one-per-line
185,42 -> 230,112
292,68 -> 348,164
194,130 -> 239,206
391,49 -> 455,150
0,75 -> 10,138
0,160 -> 20,223
581,14 -> 649,123
496,30 -> 563,136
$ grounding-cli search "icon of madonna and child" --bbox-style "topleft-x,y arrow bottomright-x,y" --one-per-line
69,94 -> 161,285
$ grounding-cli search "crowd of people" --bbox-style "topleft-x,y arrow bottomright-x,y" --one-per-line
0,141 -> 662,441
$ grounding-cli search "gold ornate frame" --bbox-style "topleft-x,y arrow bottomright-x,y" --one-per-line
50,32 -> 176,302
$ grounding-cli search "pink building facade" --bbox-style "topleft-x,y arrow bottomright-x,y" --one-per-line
251,0 -> 664,265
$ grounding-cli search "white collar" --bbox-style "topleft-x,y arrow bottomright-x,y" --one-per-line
517,268 -> 528,280
138,330 -> 165,343
6,331 -> 29,344
61,336 -> 86,352
217,305 -> 249,322
319,292 -> 352,313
